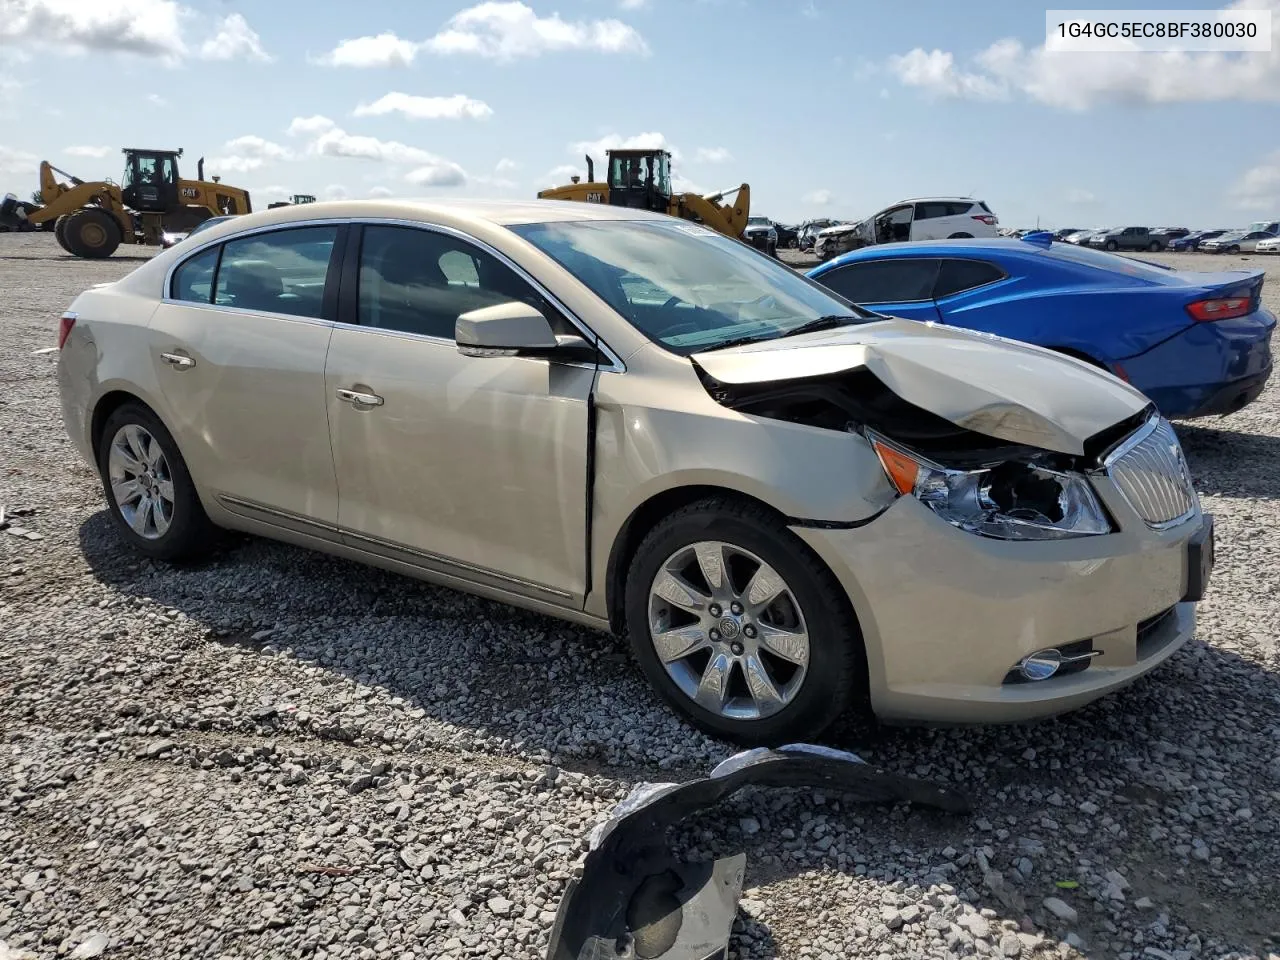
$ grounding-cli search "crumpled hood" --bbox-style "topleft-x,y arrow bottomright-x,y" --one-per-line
691,318 -> 1151,455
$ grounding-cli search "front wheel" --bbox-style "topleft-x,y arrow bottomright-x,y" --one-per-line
97,402 -> 217,562
1229,245 -> 1241,254
1149,240 -> 1162,251
53,215 -> 71,252
1105,240 -> 1118,251
624,498 -> 865,745
947,232 -> 973,239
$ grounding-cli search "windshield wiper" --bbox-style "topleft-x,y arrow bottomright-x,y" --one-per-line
775,314 -> 862,339
700,315 -> 862,353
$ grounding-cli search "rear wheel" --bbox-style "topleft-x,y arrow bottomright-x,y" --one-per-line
63,208 -> 122,259
97,402 -> 216,562
1149,240 -> 1162,251
947,232 -> 974,239
1229,245 -> 1241,254
624,497 -> 865,745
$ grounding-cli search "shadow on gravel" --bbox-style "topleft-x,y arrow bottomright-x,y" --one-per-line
75,509 -> 1280,956
1178,422 -> 1280,500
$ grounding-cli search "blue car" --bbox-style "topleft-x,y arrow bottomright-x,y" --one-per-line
1169,229 -> 1227,252
807,236 -> 1275,419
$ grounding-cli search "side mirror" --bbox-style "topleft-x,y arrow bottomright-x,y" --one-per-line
456,301 -> 559,358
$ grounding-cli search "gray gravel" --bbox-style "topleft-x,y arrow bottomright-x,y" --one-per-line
2,232 -> 1279,959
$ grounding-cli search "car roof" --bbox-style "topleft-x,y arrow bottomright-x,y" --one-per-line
894,196 -> 979,203
809,236 -> 1147,272
214,197 -> 674,234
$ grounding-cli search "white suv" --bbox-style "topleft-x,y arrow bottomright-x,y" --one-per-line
814,197 -> 999,259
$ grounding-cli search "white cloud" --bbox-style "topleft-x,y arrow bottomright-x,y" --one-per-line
1066,188 -> 1100,206
619,0 -> 647,8
672,174 -> 705,195
495,157 -> 520,173
803,189 -> 833,205
888,47 -> 1008,101
573,131 -> 678,165
315,31 -> 420,68
369,186 -> 394,198
209,134 -> 292,173
324,184 -> 349,200
353,92 -> 493,121
287,114 -> 337,137
404,160 -> 468,187
424,1 -> 648,60
147,92 -> 167,106
694,146 -> 731,164
199,13 -> 270,62
64,145 -> 112,158
1231,150 -> 1280,209
0,144 -> 37,174
0,0 -> 187,62
889,0 -> 1280,110
543,164 -> 584,183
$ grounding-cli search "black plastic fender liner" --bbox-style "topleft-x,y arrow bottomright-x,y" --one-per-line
545,744 -> 970,960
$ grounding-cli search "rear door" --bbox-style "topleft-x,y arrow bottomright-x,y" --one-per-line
815,257 -> 943,321
323,223 -> 597,606
147,224 -> 344,530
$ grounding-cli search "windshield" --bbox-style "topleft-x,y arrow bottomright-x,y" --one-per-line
747,217 -> 769,225
509,219 -> 872,355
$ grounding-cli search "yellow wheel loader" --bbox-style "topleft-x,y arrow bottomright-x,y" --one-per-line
537,149 -> 751,240
0,147 -> 252,259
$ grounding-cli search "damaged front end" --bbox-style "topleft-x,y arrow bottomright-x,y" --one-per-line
546,744 -> 969,960
691,322 -> 1155,540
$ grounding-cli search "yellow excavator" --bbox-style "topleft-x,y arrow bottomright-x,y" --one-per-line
0,147 -> 252,259
537,149 -> 750,239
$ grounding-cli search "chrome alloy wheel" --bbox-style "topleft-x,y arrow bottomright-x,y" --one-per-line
647,541 -> 811,721
108,424 -> 175,540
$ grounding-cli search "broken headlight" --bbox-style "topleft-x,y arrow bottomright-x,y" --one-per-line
868,432 -> 1111,540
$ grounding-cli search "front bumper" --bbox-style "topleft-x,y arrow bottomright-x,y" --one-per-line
792,484 -> 1209,724
744,233 -> 774,251
1121,311 -> 1275,419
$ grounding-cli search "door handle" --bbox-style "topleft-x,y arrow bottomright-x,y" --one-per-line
161,352 -> 195,369
336,388 -> 384,407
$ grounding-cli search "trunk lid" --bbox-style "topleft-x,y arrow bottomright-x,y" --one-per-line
691,317 -> 1150,456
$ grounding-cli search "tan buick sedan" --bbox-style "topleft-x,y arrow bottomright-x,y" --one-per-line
57,199 -> 1214,744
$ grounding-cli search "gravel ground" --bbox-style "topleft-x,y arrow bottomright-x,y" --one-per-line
2,232 -> 1279,960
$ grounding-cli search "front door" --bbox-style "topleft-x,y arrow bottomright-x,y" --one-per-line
324,224 -> 596,605
147,225 -> 343,529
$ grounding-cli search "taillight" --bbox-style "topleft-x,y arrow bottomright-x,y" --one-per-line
1186,297 -> 1253,322
57,312 -> 77,349
972,214 -> 998,226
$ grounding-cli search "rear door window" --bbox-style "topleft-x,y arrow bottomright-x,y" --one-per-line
171,245 -> 221,303
819,259 -> 942,303
934,259 -> 1006,298
214,227 -> 338,319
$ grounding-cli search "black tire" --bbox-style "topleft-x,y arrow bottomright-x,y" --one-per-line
97,401 -> 217,562
53,215 -> 71,252
768,240 -> 778,258
1149,240 -> 1162,252
1229,245 -> 1240,254
787,237 -> 798,249
1105,240 -> 1118,251
63,208 -> 122,259
623,497 -> 865,745
947,232 -> 973,239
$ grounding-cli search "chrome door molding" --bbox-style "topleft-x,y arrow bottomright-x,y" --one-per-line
217,494 -> 575,602
161,215 -> 626,374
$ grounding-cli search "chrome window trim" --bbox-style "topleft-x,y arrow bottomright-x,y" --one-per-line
161,215 -> 626,374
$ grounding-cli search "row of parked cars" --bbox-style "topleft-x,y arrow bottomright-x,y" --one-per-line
744,197 -> 1003,261
1055,221 -> 1280,254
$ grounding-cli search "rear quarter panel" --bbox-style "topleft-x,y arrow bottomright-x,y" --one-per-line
58,285 -> 166,465
938,260 -> 1193,362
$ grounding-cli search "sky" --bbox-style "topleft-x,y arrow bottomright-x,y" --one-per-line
1,0 -> 1278,229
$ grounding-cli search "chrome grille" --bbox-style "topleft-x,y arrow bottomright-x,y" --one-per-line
1106,417 -> 1198,527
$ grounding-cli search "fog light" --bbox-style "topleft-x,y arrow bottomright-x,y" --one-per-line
1018,649 -> 1063,682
